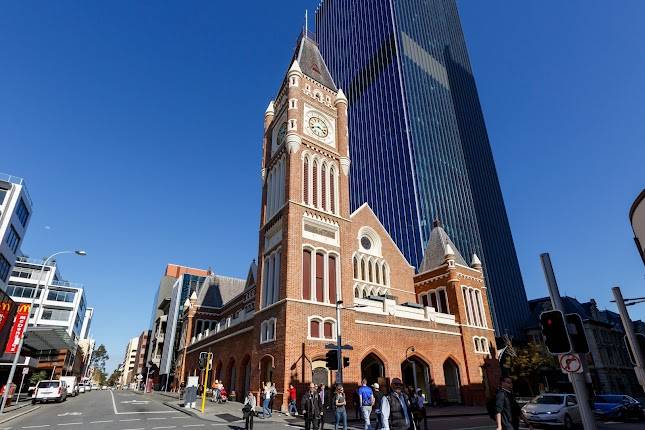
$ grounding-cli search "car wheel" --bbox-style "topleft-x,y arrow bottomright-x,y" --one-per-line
563,414 -> 573,430
31,400 -> 36,405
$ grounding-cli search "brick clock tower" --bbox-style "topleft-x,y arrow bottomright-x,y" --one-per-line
255,33 -> 352,398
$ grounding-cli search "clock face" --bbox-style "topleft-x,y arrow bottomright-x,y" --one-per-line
308,116 -> 329,138
277,122 -> 287,145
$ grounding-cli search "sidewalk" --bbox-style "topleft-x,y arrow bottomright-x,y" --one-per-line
0,403 -> 40,425
145,391 -> 486,423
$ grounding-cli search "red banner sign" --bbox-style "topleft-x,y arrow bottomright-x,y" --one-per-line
5,304 -> 31,354
0,302 -> 12,333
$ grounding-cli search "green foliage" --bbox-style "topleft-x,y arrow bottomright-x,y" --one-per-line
29,371 -> 48,385
90,344 -> 109,373
509,342 -> 559,396
92,369 -> 107,386
107,369 -> 122,387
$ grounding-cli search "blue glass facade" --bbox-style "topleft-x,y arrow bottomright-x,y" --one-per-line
316,0 -> 528,337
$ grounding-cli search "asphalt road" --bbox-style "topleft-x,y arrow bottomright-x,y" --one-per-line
2,390 -> 642,430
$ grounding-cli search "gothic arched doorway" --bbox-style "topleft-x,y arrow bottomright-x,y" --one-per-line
312,359 -> 330,387
241,355 -> 251,396
259,355 -> 274,386
401,356 -> 431,402
442,358 -> 461,403
227,358 -> 237,393
361,353 -> 384,386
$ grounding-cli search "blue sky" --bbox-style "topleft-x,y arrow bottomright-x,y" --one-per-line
1,1 -> 644,373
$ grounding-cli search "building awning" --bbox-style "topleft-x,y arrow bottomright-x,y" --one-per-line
24,327 -> 75,351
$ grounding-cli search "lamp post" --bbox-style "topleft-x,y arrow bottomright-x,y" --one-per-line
335,300 -> 366,384
0,250 -> 86,413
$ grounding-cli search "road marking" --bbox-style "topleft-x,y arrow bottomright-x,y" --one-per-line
109,389 -> 177,415
148,417 -> 167,420
121,400 -> 150,405
120,428 -> 145,430
23,426 -> 50,429
183,425 -> 205,428
151,427 -> 176,429
120,419 -> 141,422
57,413 -> 82,417
89,420 -> 113,423
56,424 -> 82,427
171,416 -> 189,419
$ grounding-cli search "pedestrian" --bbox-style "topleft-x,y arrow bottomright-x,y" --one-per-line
269,382 -> 277,411
411,388 -> 427,430
243,392 -> 257,430
357,379 -> 375,430
372,383 -> 383,430
353,390 -> 361,419
261,382 -> 272,418
333,384 -> 348,430
301,383 -> 323,430
494,376 -> 533,430
288,384 -> 298,416
381,378 -> 412,430
318,384 -> 329,430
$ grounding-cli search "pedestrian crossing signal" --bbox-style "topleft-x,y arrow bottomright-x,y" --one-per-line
326,350 -> 338,370
540,310 -> 571,354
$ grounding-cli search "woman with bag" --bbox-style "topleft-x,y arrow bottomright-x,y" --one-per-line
333,385 -> 348,430
243,392 -> 257,430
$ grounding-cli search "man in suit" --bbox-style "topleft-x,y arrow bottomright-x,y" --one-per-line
302,383 -> 323,430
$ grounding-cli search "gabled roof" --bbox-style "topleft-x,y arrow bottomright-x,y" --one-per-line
197,274 -> 246,308
244,260 -> 258,290
419,220 -> 467,272
291,32 -> 337,91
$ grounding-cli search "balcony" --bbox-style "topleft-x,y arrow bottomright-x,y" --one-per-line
51,279 -> 84,289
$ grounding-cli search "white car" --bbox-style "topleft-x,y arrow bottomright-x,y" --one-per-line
32,380 -> 68,404
78,385 -> 86,394
522,393 -> 581,429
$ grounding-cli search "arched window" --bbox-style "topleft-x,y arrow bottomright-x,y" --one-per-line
321,164 -> 327,210
303,157 -> 309,204
375,264 -> 380,284
312,160 -> 318,208
323,321 -> 333,339
354,288 -> 359,298
329,167 -> 336,213
368,261 -> 373,283
430,291 -> 438,310
328,255 -> 337,303
421,294 -> 429,307
438,289 -> 449,314
315,252 -> 324,302
474,338 -> 481,352
310,320 -> 320,338
302,249 -> 311,300
360,259 -> 366,281
353,256 -> 358,279
382,264 -> 388,285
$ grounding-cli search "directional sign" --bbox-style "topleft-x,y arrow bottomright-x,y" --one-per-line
22,367 -> 28,376
325,343 -> 353,350
559,353 -> 583,374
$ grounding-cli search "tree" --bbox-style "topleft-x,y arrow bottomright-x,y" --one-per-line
92,369 -> 107,386
29,371 -> 48,386
509,342 -> 559,396
107,369 -> 122,387
90,344 -> 109,373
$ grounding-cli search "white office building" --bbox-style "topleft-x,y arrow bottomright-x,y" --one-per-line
119,336 -> 139,386
0,173 -> 32,290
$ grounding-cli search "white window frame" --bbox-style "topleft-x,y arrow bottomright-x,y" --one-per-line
260,318 -> 277,344
307,315 -> 336,341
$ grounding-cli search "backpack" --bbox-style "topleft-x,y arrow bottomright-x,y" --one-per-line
486,396 -> 498,420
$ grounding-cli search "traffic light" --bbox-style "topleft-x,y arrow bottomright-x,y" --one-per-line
624,333 -> 645,366
199,352 -> 208,369
343,356 -> 350,368
325,350 -> 338,370
565,313 -> 589,354
539,310 -> 571,354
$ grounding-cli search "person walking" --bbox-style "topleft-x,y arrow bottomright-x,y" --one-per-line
411,388 -> 427,430
288,384 -> 298,416
494,376 -> 532,430
357,379 -> 375,430
318,384 -> 329,430
269,383 -> 277,412
333,384 -> 348,430
302,383 -> 323,430
381,378 -> 412,430
372,383 -> 383,430
261,382 -> 272,418
243,392 -> 257,430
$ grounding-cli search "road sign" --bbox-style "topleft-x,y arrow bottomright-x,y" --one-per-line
325,343 -> 353,350
21,367 -> 28,376
559,353 -> 583,374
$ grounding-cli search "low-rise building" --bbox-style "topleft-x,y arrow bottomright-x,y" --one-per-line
526,296 -> 645,396
119,336 -> 139,386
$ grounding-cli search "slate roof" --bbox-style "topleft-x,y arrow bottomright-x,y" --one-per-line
419,220 -> 467,272
197,273 -> 246,308
291,32 -> 337,91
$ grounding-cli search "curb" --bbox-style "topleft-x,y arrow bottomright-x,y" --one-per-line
163,401 -> 206,420
0,405 -> 41,424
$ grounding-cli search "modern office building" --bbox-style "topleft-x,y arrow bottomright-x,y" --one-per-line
0,173 -> 32,290
315,0 -> 528,337
119,336 -> 139,387
4,257 -> 92,377
630,188 -> 645,265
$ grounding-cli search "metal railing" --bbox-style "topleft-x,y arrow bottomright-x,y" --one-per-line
51,279 -> 84,289
0,173 -> 33,208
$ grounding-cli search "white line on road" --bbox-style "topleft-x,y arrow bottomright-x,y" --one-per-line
56,424 -> 82,427
89,420 -> 113,423
183,425 -> 205,428
147,417 -> 167,420
151,426 -> 176,429
23,426 -> 50,429
120,419 -> 141,422
171,416 -> 189,419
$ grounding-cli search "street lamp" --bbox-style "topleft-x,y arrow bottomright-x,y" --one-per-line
0,250 -> 86,413
335,300 -> 366,384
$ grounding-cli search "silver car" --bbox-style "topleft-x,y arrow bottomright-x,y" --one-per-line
522,393 -> 581,429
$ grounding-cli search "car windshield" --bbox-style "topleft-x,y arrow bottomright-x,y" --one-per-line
595,395 -> 624,403
37,381 -> 59,389
533,395 -> 564,405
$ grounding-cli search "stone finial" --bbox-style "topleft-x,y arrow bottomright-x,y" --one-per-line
190,291 -> 198,302
265,101 -> 275,117
183,298 -> 191,309
288,60 -> 302,75
261,168 -> 266,181
335,88 -> 348,105
339,156 -> 351,175
471,253 -> 482,270
286,132 -> 302,155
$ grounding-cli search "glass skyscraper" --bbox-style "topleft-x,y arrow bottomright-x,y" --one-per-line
316,0 -> 528,337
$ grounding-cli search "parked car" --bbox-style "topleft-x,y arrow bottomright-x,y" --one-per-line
59,376 -> 79,397
101,385 -> 107,390
78,384 -> 86,394
593,394 -> 643,421
521,393 -> 581,429
32,380 -> 67,404
91,384 -> 99,390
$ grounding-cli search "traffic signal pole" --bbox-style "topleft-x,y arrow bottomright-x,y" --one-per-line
335,301 -> 343,384
540,253 -> 597,430
612,286 -> 645,392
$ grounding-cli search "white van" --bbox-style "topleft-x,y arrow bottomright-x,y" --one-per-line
59,376 -> 79,396
32,380 -> 67,404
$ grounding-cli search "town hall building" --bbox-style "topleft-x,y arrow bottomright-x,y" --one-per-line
175,32 -> 498,408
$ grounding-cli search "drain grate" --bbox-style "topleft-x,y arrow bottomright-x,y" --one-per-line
216,413 -> 243,422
